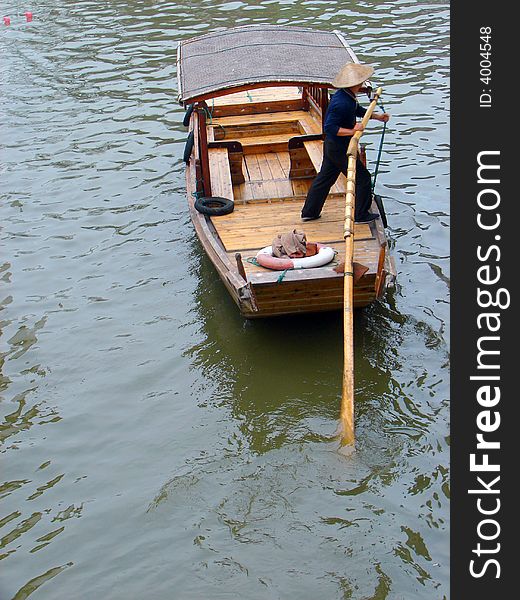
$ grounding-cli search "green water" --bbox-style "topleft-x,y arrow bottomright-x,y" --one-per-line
1,1 -> 449,598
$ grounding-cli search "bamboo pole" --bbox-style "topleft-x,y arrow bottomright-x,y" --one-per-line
340,87 -> 383,447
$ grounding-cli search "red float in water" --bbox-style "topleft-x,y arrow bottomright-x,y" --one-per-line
3,16 -> 11,25
25,12 -> 33,22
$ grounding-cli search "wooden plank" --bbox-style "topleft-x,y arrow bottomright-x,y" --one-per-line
255,153 -> 279,199
256,153 -> 275,180
244,154 -> 262,180
248,288 -> 377,316
245,154 -> 273,199
198,107 -> 212,197
299,113 -> 322,135
212,86 -> 302,105
245,264 -> 349,284
264,294 -> 375,310
211,87 -> 305,118
240,134 -> 308,148
207,111 -> 322,155
208,148 -> 233,200
304,140 -> 323,171
220,236 -> 360,254
291,178 -> 311,197
217,223 -> 373,252
277,152 -> 291,178
212,121 -> 302,141
303,139 -> 348,193
255,296 -> 344,311
215,202 -> 374,231
238,133 -> 293,151
217,196 -> 370,218
223,193 -> 320,207
265,153 -> 294,198
212,110 -> 311,128
234,183 -> 245,202
242,153 -> 294,199
252,281 -> 344,301
185,81 -> 310,105
237,193 -> 298,205
265,152 -> 288,179
211,110 -> 321,140
288,145 -> 316,180
212,100 -> 305,118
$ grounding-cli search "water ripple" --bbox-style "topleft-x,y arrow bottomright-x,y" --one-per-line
2,1 -> 448,598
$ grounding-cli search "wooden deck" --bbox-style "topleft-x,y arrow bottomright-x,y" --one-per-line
211,198 -> 378,270
186,86 -> 395,317
207,103 -> 348,201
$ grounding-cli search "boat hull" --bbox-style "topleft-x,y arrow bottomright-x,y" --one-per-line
183,87 -> 396,319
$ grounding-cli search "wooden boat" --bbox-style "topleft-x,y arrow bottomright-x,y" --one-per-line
177,25 -> 396,318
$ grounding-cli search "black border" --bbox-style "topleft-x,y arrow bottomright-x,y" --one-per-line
451,3 -> 514,596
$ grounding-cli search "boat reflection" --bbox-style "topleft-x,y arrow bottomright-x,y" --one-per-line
185,243 -> 447,455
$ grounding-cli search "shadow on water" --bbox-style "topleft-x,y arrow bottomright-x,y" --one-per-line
149,241 -> 450,600
185,238 -> 448,456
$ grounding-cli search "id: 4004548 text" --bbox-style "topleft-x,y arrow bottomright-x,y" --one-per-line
480,26 -> 492,108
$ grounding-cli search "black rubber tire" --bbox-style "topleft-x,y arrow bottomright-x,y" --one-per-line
183,104 -> 194,127
183,131 -> 194,164
373,194 -> 388,228
194,196 -> 234,216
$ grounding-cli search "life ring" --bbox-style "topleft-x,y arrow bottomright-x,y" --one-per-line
256,243 -> 335,271
183,104 -> 194,127
194,196 -> 234,216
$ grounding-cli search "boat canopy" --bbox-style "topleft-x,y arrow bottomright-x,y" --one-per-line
177,25 -> 357,104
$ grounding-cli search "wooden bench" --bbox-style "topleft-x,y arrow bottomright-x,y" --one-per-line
208,110 -> 321,155
236,134 -> 296,154
208,140 -> 245,189
288,135 -> 322,179
303,140 -> 323,172
211,110 -> 319,132
208,148 -> 234,200
210,87 -> 305,117
303,139 -> 348,194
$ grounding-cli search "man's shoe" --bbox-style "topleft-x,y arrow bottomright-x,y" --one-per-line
301,214 -> 321,222
355,212 -> 379,224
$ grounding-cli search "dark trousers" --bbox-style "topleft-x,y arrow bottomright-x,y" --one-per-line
301,137 -> 372,220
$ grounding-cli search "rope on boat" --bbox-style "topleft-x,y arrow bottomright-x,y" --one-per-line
200,100 -> 227,136
192,181 -> 205,201
277,269 -> 289,283
371,97 -> 387,192
245,258 -> 289,283
200,105 -> 213,124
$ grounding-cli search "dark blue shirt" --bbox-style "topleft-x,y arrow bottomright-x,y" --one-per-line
323,89 -> 367,142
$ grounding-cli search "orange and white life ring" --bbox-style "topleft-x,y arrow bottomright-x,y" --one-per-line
256,243 -> 335,271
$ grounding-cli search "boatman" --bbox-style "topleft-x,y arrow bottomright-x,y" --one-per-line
301,62 -> 390,223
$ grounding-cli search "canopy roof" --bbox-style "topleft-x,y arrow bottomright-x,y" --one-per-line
177,25 -> 358,104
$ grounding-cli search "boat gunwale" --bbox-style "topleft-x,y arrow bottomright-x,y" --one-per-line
181,43 -> 396,315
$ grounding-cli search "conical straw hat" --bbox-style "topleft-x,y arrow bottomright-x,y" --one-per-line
332,62 -> 374,89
